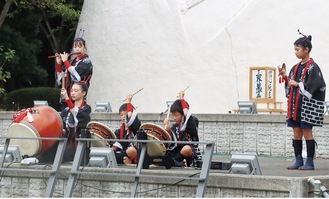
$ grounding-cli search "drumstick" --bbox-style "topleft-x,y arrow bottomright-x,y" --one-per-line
176,85 -> 190,98
164,104 -> 171,129
122,88 -> 144,102
132,88 -> 144,96
183,85 -> 190,92
61,72 -> 65,89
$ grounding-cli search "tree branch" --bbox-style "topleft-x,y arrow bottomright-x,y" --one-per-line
0,0 -> 14,28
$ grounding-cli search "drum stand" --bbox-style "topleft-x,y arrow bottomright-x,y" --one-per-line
136,130 -> 174,169
80,129 -> 91,166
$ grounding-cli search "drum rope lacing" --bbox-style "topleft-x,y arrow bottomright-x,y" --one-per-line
143,128 -> 167,141
140,126 -> 171,148
90,127 -> 111,139
13,108 -> 34,123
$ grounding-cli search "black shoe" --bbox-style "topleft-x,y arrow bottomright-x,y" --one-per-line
174,159 -> 186,167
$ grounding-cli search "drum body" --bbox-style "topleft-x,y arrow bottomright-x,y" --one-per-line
139,123 -> 172,157
87,121 -> 116,147
7,106 -> 63,156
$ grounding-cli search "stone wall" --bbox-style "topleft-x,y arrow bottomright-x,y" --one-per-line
0,164 -> 322,198
1,111 -> 329,197
1,111 -> 329,158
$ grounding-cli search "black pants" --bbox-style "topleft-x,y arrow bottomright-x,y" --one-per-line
37,141 -> 89,164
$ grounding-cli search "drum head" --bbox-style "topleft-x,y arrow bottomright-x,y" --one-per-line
90,133 -> 110,147
146,134 -> 166,157
87,121 -> 116,146
7,122 -> 41,156
140,123 -> 172,142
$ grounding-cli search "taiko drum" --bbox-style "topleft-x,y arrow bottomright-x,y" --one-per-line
139,123 -> 172,157
86,121 -> 116,147
7,106 -> 63,156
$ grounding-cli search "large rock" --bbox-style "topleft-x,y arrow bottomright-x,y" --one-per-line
77,0 -> 329,114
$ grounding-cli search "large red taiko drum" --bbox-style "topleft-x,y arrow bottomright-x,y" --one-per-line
7,106 -> 63,156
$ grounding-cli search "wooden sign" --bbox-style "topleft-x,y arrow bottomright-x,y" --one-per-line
249,67 -> 276,102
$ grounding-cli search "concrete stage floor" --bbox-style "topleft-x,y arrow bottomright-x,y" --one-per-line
209,154 -> 329,177
117,154 -> 329,178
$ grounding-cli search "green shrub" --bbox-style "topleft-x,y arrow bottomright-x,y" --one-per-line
1,87 -> 61,111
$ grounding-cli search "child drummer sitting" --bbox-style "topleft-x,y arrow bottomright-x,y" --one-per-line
113,94 -> 141,164
164,91 -> 202,167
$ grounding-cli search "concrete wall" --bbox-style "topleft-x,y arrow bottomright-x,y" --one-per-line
0,164 -> 325,198
1,111 -> 329,158
1,112 -> 329,197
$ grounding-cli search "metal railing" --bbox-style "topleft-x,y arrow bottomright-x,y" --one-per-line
0,136 -> 67,198
64,134 -> 215,198
0,135 -> 215,198
308,177 -> 329,198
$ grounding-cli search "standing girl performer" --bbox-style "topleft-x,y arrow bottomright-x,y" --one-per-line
60,81 -> 91,162
113,94 -> 141,164
283,30 -> 326,170
164,91 -> 202,167
55,36 -> 93,101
